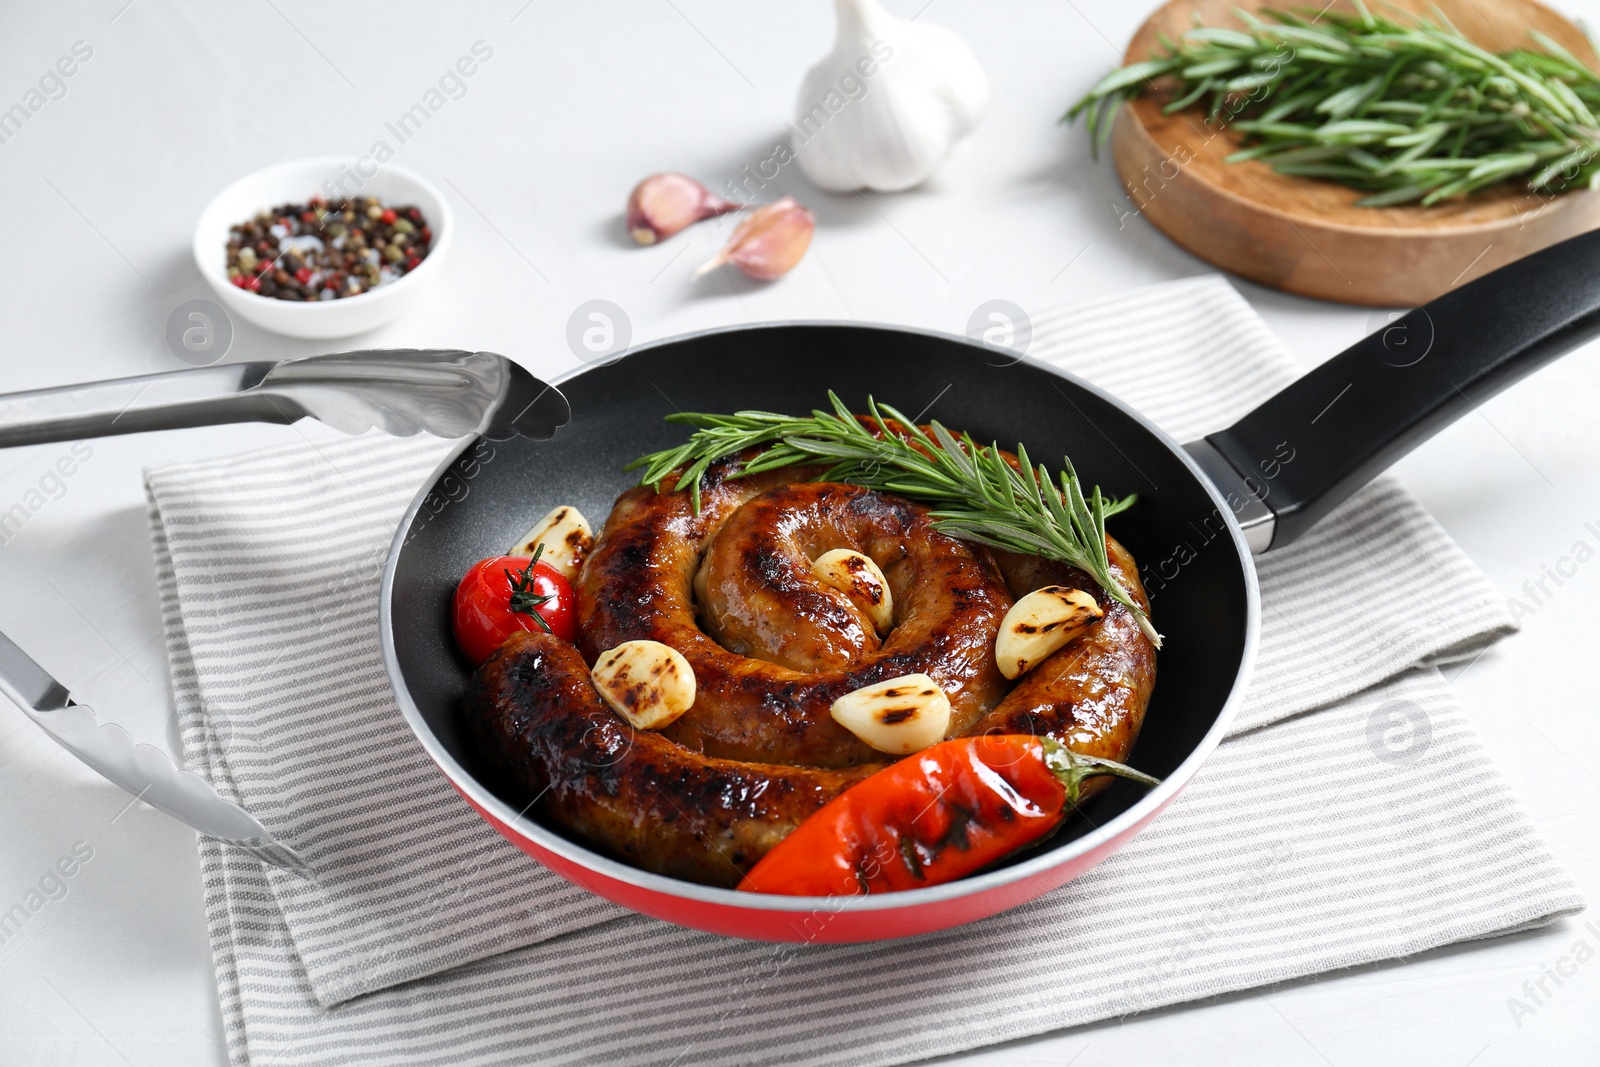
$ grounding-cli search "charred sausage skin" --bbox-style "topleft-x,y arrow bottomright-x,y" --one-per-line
465,630 -> 878,887
976,542 -> 1154,768
579,476 -> 1012,768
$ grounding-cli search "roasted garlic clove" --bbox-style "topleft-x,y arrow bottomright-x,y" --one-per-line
510,506 -> 593,583
811,548 -> 893,633
994,586 -> 1103,680
694,197 -> 814,281
829,673 -> 951,755
591,640 -> 696,730
626,173 -> 740,245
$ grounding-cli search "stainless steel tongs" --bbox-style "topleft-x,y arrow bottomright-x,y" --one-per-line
0,348 -> 568,448
0,350 -> 569,873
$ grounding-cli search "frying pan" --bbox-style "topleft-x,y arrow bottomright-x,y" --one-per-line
381,228 -> 1600,943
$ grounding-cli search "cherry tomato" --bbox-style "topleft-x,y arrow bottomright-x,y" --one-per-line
453,553 -> 576,664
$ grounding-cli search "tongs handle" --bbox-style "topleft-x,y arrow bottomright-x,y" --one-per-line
0,348 -> 570,448
0,629 -> 309,874
0,363 -> 287,448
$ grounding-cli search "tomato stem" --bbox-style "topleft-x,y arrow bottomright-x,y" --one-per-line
505,543 -> 554,633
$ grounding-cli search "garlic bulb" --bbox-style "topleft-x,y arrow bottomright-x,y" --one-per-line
791,0 -> 988,193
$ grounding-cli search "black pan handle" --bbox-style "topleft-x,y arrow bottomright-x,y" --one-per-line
1204,227 -> 1600,552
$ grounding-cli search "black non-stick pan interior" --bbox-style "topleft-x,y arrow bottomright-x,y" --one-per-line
388,324 -> 1254,849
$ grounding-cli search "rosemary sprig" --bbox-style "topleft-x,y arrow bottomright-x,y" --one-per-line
624,392 -> 1160,646
1064,1 -> 1600,205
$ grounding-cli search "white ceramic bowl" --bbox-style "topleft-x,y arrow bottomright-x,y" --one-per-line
192,157 -> 453,340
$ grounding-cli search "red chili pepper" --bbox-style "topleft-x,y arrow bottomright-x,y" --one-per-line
737,735 -> 1159,896
380,208 -> 397,224
241,275 -> 260,292
294,267 -> 314,285
405,256 -> 421,271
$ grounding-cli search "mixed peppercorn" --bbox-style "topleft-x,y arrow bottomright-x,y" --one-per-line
225,196 -> 433,300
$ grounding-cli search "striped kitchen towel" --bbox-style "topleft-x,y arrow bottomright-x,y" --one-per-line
145,432 -> 625,1007
146,275 -> 1579,1064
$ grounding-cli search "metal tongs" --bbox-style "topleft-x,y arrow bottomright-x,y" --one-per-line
0,350 -> 570,872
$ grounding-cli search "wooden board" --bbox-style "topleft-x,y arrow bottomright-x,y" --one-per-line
1108,0 -> 1600,305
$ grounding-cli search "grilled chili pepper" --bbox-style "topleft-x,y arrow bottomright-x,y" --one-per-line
737,735 -> 1159,896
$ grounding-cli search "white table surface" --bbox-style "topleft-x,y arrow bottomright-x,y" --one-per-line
0,1 -> 1595,1063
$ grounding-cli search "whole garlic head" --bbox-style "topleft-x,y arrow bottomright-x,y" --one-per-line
792,0 -> 989,193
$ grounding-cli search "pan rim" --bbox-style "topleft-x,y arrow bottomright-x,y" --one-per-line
378,319 -> 1262,916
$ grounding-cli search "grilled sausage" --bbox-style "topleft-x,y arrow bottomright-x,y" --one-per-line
463,452 -> 1156,886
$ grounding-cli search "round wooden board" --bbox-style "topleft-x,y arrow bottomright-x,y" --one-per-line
1108,0 -> 1600,305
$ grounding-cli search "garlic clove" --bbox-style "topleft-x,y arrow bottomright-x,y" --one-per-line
693,197 -> 814,281
626,173 -> 740,245
509,506 -> 593,584
811,548 -> 893,633
792,0 -> 989,193
829,673 -> 951,755
994,586 -> 1103,680
591,639 -> 697,730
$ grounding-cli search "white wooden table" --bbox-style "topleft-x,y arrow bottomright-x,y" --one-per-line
0,2 -> 1594,1063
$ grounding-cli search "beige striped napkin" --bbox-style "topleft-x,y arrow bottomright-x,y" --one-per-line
145,432 -> 623,1007
147,276 -> 1581,1065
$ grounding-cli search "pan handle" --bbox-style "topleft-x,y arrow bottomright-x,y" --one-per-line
1204,227 -> 1600,552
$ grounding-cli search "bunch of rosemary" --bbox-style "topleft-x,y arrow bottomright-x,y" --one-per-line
625,393 -> 1159,646
1065,2 -> 1600,205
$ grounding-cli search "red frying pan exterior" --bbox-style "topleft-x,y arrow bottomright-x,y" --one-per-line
452,777 -> 1180,942
381,322 -> 1262,943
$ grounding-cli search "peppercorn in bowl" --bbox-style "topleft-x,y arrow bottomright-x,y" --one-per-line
193,157 -> 453,339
